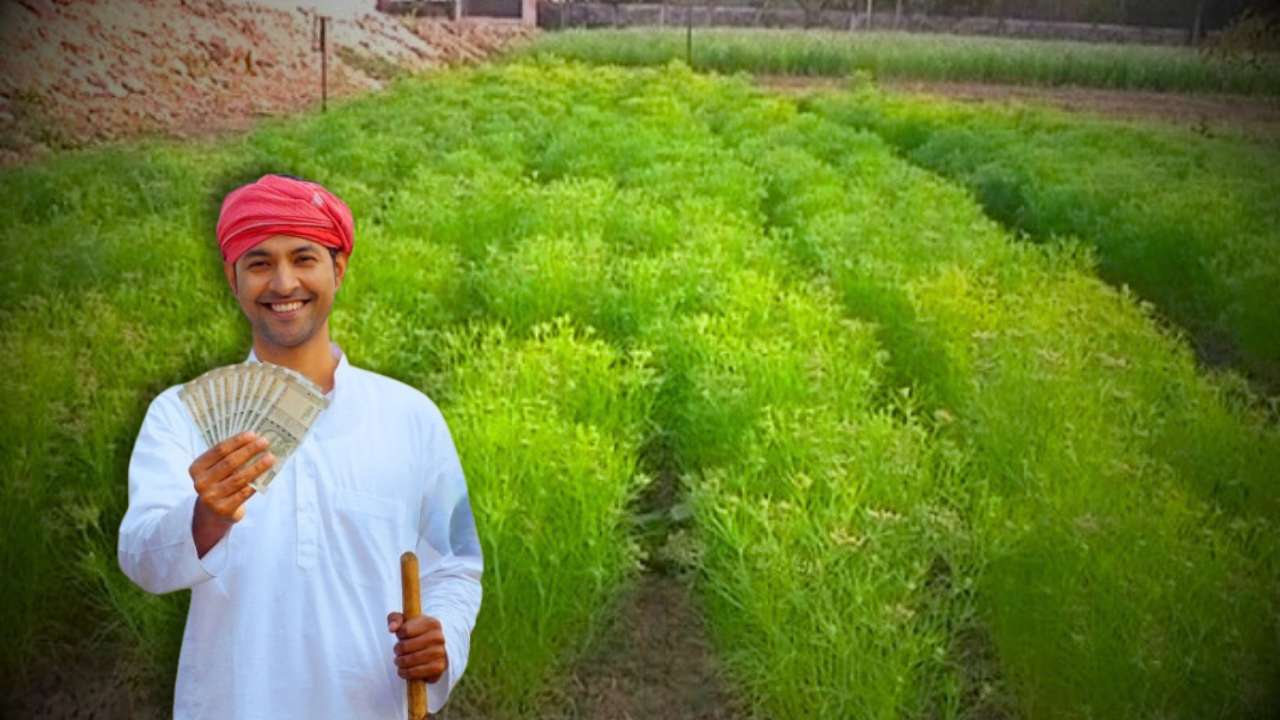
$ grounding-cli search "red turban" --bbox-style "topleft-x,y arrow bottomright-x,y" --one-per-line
216,174 -> 355,264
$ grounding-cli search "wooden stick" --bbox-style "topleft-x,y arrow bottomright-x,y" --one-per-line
320,16 -> 328,113
401,551 -> 428,720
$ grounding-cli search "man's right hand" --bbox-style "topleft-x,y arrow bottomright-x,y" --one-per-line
189,432 -> 275,556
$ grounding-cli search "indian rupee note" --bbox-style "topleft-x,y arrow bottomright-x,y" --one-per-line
247,368 -> 328,492
179,384 -> 213,450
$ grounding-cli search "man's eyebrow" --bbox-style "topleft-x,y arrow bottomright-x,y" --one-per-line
241,244 -> 319,260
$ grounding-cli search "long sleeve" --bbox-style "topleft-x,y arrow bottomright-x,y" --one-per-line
118,388 -> 230,595
416,407 -> 484,715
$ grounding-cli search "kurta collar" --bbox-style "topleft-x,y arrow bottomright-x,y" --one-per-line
245,342 -> 349,399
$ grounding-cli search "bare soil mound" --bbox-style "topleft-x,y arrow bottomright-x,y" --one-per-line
0,0 -> 534,167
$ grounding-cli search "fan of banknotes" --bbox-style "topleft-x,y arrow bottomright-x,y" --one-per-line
179,362 -> 329,492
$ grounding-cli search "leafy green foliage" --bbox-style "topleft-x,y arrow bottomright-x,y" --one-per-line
436,321 -> 656,716
809,85 -> 1280,389
749,102 -> 1280,718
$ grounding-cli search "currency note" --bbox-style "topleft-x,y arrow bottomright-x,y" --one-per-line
247,373 -> 287,437
179,385 -> 212,450
232,363 -> 255,436
247,369 -> 328,491
199,375 -> 219,444
180,360 -> 329,492
209,368 -> 224,443
229,370 -> 242,438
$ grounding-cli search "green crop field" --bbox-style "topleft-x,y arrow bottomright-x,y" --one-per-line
3,56 -> 1279,719
521,28 -> 1280,95
803,83 -> 1280,391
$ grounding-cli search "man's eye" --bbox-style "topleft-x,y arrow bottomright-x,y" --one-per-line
249,262 -> 267,269
297,256 -> 316,264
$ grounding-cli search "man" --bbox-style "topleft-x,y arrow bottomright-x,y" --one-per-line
118,174 -> 483,719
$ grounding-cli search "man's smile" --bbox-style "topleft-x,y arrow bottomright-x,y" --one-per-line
262,298 -> 311,317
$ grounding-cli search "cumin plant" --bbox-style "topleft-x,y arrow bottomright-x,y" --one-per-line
746,102 -> 1280,717
432,321 -> 656,716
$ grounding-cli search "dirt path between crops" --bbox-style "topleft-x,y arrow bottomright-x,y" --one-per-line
758,75 -> 1280,140
543,574 -> 749,720
443,455 -> 750,720
537,450 -> 752,720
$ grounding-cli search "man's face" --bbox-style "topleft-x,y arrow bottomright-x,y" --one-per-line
223,235 -> 348,350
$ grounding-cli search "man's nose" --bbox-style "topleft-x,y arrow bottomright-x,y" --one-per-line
270,264 -> 301,295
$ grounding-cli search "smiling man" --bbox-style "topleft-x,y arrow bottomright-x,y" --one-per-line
118,174 -> 482,719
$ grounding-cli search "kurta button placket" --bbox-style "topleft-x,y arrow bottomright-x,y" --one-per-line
296,453 -> 319,569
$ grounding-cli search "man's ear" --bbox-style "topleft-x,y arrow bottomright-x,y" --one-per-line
223,261 -> 238,294
333,251 -> 349,291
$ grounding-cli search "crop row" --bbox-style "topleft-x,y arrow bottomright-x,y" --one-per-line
735,106 -> 1280,717
806,85 -> 1280,391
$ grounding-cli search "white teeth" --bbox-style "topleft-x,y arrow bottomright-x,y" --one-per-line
270,301 -> 304,313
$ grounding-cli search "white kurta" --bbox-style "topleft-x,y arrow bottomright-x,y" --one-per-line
118,344 -> 483,719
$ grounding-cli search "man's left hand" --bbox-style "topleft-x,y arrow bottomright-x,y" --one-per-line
387,612 -> 448,683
